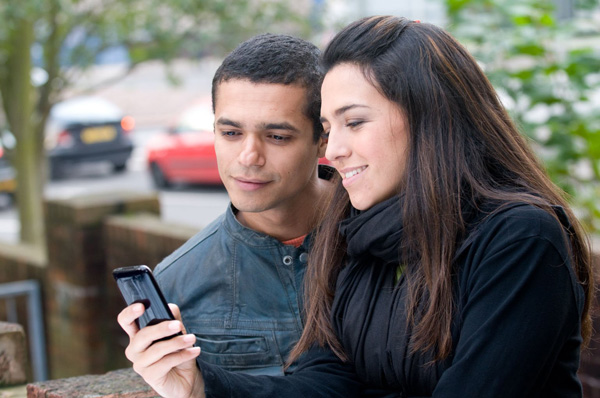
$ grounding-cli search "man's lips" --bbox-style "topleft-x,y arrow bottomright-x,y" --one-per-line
232,177 -> 271,191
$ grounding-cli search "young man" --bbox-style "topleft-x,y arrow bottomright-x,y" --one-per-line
149,33 -> 331,375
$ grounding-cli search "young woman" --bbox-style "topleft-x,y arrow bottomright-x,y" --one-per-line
118,16 -> 594,397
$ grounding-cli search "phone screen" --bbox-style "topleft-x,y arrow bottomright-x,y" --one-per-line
113,265 -> 177,330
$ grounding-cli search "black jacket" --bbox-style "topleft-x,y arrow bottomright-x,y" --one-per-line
199,199 -> 585,397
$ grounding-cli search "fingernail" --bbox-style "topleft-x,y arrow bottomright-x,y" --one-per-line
183,334 -> 196,343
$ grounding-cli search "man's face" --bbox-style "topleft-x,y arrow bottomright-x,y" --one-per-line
213,79 -> 326,216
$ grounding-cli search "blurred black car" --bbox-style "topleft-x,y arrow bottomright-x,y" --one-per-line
46,96 -> 135,180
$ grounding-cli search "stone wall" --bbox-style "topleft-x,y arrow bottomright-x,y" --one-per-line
26,368 -> 157,398
0,322 -> 28,387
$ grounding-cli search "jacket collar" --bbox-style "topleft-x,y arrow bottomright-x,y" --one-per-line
222,164 -> 333,249
223,203 -> 312,250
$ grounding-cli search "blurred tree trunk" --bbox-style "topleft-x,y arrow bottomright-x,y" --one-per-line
0,14 -> 46,249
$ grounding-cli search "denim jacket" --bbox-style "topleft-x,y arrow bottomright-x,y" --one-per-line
154,204 -> 311,375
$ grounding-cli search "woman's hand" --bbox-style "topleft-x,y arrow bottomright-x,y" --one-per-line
117,303 -> 204,398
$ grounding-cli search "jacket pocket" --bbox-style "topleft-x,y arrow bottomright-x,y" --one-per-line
195,333 -> 283,370
197,334 -> 268,354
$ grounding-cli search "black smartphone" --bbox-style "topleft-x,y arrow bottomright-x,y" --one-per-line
113,265 -> 181,338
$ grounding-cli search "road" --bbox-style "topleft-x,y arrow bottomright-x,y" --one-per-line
0,127 -> 230,244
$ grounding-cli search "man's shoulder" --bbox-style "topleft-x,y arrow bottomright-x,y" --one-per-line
154,213 -> 226,277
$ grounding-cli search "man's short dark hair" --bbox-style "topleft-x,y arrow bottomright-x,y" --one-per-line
212,33 -> 323,142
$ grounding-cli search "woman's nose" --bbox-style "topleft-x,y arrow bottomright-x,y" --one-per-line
325,129 -> 350,162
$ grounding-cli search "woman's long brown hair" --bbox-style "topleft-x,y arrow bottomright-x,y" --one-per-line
289,16 -> 594,363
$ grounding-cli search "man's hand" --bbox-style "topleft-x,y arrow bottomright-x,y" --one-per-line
117,303 -> 205,398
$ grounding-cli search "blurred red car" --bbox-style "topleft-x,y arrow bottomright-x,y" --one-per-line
146,99 -> 220,188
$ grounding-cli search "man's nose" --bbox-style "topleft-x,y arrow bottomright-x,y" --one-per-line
239,135 -> 265,167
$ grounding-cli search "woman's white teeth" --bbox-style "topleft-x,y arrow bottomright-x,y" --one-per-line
344,166 -> 366,179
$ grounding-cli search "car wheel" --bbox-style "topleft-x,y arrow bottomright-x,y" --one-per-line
150,162 -> 171,188
113,163 -> 127,173
49,160 -> 64,181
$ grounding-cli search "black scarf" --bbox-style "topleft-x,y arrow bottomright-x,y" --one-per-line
338,196 -> 404,264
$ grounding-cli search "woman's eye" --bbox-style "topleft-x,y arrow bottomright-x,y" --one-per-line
346,120 -> 364,128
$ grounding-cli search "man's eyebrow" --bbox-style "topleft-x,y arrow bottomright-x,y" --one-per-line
215,118 -> 299,133
215,117 -> 242,128
320,104 -> 369,124
260,122 -> 300,133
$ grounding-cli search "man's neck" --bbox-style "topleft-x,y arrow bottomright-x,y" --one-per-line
235,178 -> 331,242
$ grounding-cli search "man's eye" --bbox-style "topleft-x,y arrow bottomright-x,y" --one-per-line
221,131 -> 238,137
270,134 -> 290,142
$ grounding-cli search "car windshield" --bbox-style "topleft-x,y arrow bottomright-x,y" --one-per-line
50,96 -> 123,124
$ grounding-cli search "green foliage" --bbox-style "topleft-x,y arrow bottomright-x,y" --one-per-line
446,0 -> 600,233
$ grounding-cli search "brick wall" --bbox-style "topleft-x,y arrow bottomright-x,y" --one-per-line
0,191 -> 201,381
44,192 -> 160,379
0,242 -> 47,383
103,213 -> 198,370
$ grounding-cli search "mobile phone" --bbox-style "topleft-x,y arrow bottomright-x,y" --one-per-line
113,265 -> 181,338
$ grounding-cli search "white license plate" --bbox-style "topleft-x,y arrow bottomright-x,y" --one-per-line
81,126 -> 117,144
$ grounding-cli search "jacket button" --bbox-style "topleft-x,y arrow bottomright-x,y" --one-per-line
299,253 -> 308,263
283,255 -> 293,265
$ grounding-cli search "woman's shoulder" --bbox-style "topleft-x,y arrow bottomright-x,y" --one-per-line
458,201 -> 572,260
484,202 -> 567,239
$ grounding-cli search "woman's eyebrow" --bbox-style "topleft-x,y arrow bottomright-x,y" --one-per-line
321,104 -> 369,123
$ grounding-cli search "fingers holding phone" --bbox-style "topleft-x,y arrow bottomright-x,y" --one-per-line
113,265 -> 194,355
117,302 -> 144,338
129,319 -> 198,370
114,266 -> 203,398
117,305 -> 202,398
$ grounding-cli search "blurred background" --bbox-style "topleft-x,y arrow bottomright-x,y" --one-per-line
0,0 -> 599,385
0,0 -> 598,248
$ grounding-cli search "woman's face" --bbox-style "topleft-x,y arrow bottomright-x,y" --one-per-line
321,63 -> 409,211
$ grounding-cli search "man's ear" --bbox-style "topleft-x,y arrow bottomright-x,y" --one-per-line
317,134 -> 328,158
